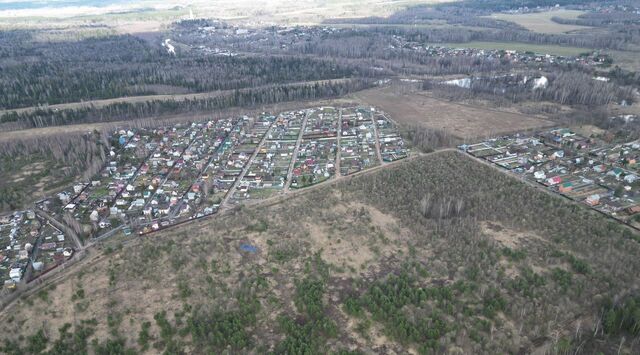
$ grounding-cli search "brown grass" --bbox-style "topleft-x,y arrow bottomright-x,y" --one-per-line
353,86 -> 555,140
487,10 -> 592,34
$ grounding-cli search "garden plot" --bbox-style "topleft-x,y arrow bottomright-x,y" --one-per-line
0,211 -> 40,288
291,138 -> 337,188
374,112 -> 408,162
289,107 -> 339,188
31,221 -> 74,279
116,123 -> 201,229
340,107 -> 379,176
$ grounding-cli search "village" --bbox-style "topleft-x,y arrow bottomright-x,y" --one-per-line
0,106 -> 407,290
178,22 -> 612,69
460,123 -> 640,230
0,210 -> 73,292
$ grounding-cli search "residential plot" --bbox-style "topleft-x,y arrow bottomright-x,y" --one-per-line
461,128 -> 640,228
374,111 -> 408,162
0,211 -> 75,289
31,221 -> 74,279
233,111 -> 304,202
0,211 -> 39,288
24,105 -> 405,240
291,107 -> 339,188
36,129 -> 159,224
340,107 -> 379,175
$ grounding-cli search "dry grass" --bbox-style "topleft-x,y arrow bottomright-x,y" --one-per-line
487,9 -> 591,34
353,86 -> 555,140
0,0 -> 448,31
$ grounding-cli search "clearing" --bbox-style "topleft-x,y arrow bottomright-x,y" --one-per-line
353,86 -> 555,140
487,9 -> 592,34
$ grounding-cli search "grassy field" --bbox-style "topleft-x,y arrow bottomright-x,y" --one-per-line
606,49 -> 640,72
2,150 -> 640,353
442,40 -> 590,57
0,0 -> 446,32
488,9 -> 591,34
353,86 -> 555,141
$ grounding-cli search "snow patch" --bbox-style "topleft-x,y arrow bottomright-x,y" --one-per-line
162,39 -> 175,55
532,76 -> 548,90
443,78 -> 471,89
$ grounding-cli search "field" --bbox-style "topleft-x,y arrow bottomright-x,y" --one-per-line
442,41 -> 589,57
2,150 -> 639,354
353,86 -> 555,141
0,0 -> 446,32
487,9 -> 592,34
607,49 -> 640,72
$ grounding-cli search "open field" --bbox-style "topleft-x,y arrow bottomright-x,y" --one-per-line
2,151 -> 640,353
442,41 -> 589,57
607,49 -> 640,72
330,22 -> 491,32
487,9 -> 592,34
353,86 -> 555,140
0,0 -> 447,32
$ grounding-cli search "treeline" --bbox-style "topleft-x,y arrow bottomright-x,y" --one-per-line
322,4 -> 635,51
1,79 -> 373,129
212,28 -> 515,75
0,32 -> 361,110
439,0 -> 614,12
325,5 -> 525,30
427,71 -> 634,107
0,131 -> 107,211
363,22 -> 631,50
552,9 -> 640,27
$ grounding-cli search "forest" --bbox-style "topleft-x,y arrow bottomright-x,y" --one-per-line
0,32 -> 364,110
0,79 -> 372,129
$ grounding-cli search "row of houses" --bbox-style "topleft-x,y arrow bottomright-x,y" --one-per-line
25,106 -> 407,241
340,107 -> 380,176
0,211 -> 72,289
291,107 -> 339,188
375,112 -> 408,162
233,111 -> 304,202
461,128 -> 640,228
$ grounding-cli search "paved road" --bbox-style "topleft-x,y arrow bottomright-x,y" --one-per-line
284,111 -> 310,193
221,120 -> 277,208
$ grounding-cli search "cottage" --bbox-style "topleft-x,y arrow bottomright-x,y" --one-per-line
547,176 -> 562,186
9,268 -> 22,282
586,194 -> 601,206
